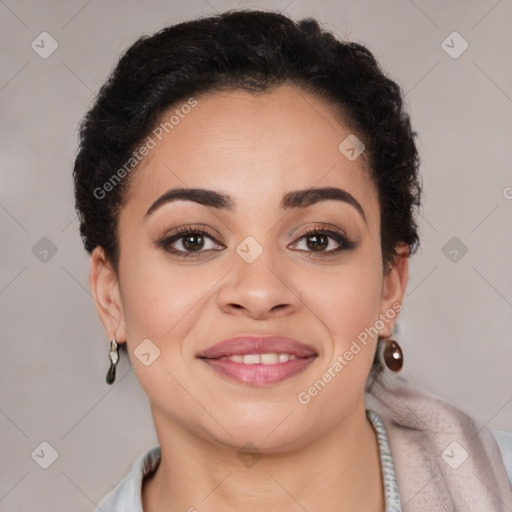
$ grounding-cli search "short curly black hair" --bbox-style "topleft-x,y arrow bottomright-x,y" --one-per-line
73,9 -> 422,390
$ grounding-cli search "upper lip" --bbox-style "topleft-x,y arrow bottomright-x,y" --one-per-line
197,335 -> 318,359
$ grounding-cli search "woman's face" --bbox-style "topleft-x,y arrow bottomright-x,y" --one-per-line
91,85 -> 408,451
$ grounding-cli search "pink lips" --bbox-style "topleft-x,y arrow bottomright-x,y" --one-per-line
197,335 -> 318,386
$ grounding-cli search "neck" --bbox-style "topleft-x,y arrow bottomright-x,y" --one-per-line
142,401 -> 384,512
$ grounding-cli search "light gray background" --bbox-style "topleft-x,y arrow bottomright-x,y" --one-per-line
1,0 -> 511,510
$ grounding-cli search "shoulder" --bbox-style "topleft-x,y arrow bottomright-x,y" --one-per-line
95,445 -> 161,512
491,428 -> 512,490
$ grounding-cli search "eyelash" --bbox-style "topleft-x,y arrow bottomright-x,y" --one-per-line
154,224 -> 357,260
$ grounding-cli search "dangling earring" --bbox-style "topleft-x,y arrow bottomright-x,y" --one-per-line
106,336 -> 119,385
381,335 -> 403,372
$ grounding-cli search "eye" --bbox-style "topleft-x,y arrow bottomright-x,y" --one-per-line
154,225 -> 224,259
290,225 -> 357,257
154,223 -> 357,261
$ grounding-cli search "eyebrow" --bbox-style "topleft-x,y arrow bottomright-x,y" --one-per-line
145,186 -> 367,224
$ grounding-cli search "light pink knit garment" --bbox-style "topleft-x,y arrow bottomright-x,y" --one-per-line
366,374 -> 512,511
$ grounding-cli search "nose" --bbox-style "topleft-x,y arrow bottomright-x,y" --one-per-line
217,248 -> 300,320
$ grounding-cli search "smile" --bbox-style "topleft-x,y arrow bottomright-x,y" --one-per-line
199,352 -> 316,386
219,353 -> 298,364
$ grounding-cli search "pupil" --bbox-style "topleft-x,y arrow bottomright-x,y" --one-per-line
183,234 -> 203,251
307,234 -> 327,251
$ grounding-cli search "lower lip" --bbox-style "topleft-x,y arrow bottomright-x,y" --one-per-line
200,356 -> 316,386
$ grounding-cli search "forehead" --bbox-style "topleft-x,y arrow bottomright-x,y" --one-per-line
123,85 -> 378,221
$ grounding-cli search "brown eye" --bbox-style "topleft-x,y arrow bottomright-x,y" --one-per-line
154,226 -> 225,259
306,234 -> 329,251
290,226 -> 357,257
182,233 -> 204,251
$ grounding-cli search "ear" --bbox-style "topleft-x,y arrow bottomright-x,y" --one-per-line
379,243 -> 410,337
89,246 -> 128,344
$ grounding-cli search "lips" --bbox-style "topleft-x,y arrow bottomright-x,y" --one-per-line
196,335 -> 318,359
197,335 -> 318,386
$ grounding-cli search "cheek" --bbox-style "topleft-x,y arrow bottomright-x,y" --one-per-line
118,262 -> 207,416
304,260 -> 383,349
293,268 -> 382,426
118,248 -> 229,385
119,244 -> 207,339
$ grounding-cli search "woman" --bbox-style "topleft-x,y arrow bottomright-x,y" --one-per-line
72,10 -> 512,512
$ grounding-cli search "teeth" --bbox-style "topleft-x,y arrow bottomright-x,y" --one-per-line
261,353 -> 278,364
243,354 -> 261,364
221,353 -> 298,364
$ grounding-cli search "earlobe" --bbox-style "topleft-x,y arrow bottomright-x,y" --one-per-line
380,243 -> 410,337
89,246 -> 128,343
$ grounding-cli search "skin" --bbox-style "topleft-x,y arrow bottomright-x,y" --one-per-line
90,85 -> 409,512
